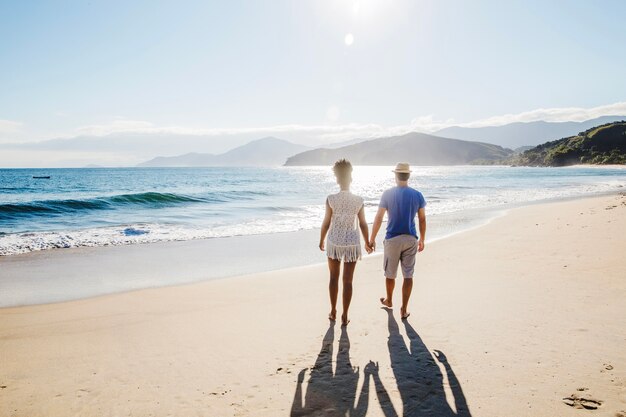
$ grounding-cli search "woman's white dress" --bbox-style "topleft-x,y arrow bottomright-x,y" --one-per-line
326,190 -> 364,262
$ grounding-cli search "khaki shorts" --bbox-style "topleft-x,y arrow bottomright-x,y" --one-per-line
383,235 -> 418,279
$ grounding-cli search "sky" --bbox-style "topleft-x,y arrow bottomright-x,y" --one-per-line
1,0 -> 625,166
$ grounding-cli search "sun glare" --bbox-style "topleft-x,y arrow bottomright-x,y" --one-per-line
344,33 -> 354,46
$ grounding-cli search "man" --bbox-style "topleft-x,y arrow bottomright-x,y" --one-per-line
369,162 -> 426,319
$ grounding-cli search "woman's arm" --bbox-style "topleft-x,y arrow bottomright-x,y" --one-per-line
357,206 -> 371,253
319,199 -> 332,251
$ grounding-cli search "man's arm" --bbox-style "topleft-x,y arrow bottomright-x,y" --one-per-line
417,207 -> 426,252
369,207 -> 386,251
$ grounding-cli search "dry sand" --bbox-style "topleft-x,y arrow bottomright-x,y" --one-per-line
1,194 -> 625,416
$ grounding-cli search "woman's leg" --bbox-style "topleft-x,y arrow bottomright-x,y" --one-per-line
328,257 -> 341,320
341,261 -> 357,325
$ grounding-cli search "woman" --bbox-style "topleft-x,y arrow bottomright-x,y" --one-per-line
319,159 -> 372,326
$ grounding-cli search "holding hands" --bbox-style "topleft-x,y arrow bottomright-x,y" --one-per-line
364,360 -> 379,376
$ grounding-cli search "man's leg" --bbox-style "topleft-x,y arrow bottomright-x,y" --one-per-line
328,258 -> 341,320
380,278 -> 395,308
399,236 -> 418,319
381,238 -> 400,307
401,278 -> 413,319
341,261 -> 357,325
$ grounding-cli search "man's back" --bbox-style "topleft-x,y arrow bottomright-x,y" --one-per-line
370,163 -> 427,319
379,186 -> 426,240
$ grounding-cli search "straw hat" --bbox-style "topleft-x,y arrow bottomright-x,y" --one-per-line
392,162 -> 412,173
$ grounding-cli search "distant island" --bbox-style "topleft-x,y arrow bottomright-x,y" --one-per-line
138,137 -> 308,167
284,132 -> 512,166
506,121 -> 626,166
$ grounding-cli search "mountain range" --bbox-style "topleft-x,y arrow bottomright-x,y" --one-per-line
435,116 -> 625,149
136,117 -> 626,167
138,137 -> 308,167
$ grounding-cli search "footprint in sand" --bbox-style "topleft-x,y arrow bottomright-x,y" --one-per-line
601,363 -> 614,372
562,393 -> 603,410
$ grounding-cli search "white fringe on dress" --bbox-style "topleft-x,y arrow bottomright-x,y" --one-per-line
326,242 -> 362,262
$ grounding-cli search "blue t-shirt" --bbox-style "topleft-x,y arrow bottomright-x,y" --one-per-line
379,186 -> 426,240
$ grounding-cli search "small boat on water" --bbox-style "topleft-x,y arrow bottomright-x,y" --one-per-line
32,176 -> 51,179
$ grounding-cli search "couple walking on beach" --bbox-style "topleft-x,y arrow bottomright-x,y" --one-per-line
319,160 -> 426,326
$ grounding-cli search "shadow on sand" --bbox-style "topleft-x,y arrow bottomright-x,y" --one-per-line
291,310 -> 471,416
377,307 -> 471,417
291,324 -> 370,416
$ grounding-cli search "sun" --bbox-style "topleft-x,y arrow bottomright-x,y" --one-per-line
344,33 -> 354,46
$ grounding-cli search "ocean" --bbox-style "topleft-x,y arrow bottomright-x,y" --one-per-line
1,165 -> 626,257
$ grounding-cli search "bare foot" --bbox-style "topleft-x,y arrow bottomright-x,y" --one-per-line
341,314 -> 350,326
400,308 -> 410,320
380,297 -> 392,308
328,310 -> 336,321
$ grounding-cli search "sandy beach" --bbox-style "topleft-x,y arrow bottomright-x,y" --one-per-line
1,193 -> 625,417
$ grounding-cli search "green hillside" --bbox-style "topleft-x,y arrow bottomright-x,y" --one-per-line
508,121 -> 626,166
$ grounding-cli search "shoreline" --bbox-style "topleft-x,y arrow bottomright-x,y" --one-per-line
1,193 -> 624,416
2,164 -> 626,258
1,189 -> 623,308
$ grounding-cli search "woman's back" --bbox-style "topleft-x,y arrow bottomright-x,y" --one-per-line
326,191 -> 363,261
